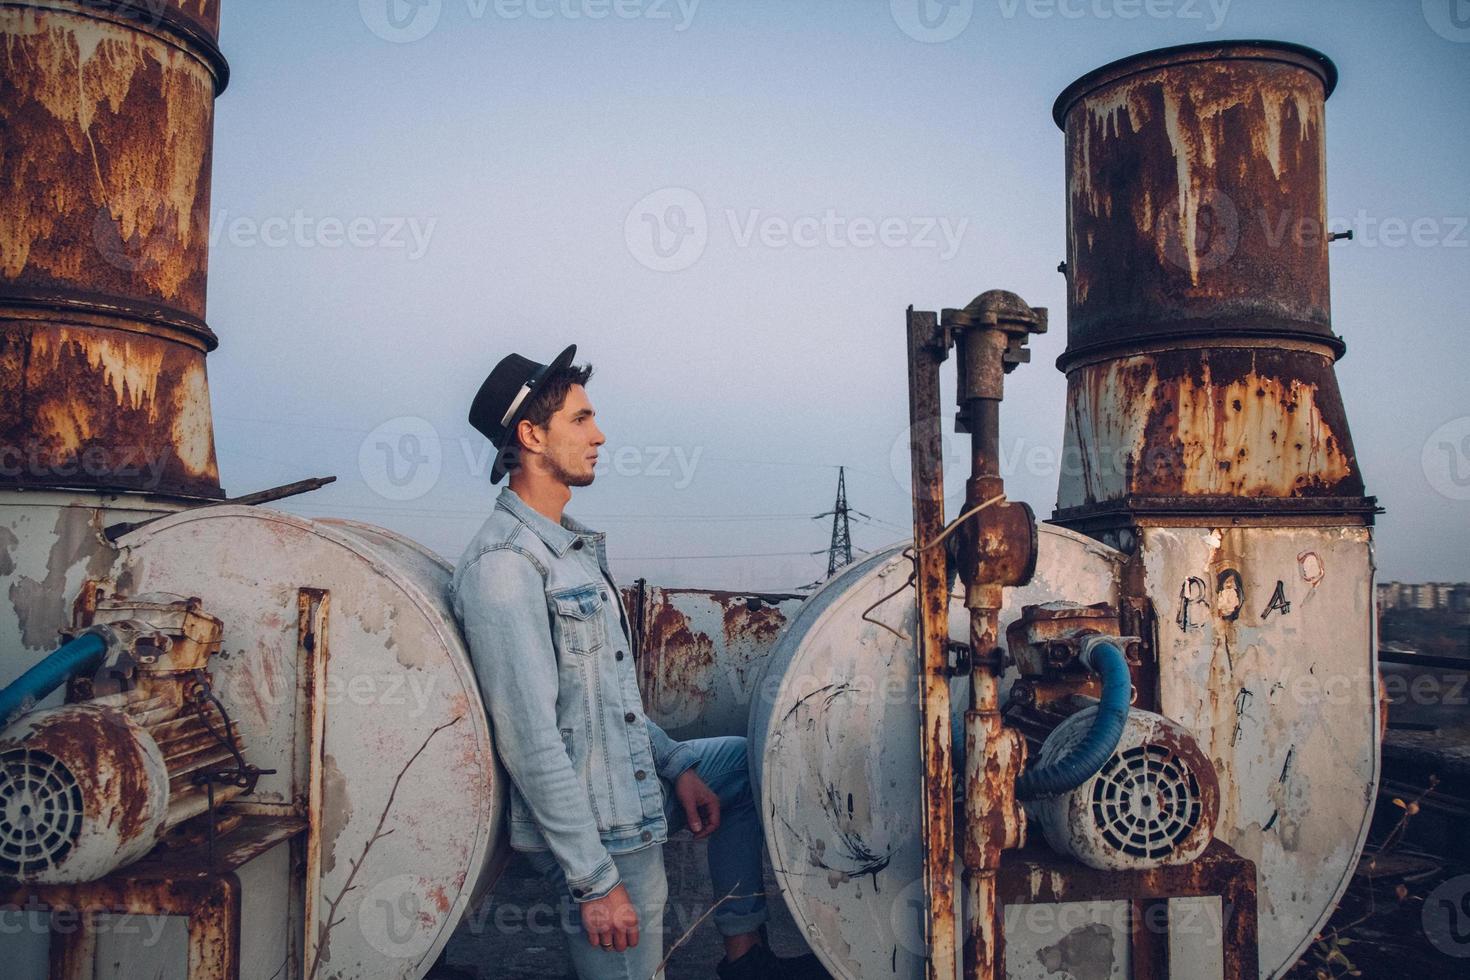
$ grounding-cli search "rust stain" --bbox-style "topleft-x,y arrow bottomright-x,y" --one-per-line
0,6 -> 218,309
0,1 -> 225,498
1059,45 -> 1336,361
639,597 -> 715,718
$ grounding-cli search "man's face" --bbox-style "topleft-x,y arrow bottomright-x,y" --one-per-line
531,384 -> 605,487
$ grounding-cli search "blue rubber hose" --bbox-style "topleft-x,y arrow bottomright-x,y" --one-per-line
0,630 -> 110,732
1014,638 -> 1132,801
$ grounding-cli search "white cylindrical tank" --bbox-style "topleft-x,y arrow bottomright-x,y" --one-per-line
94,505 -> 508,979
748,525 -> 1124,980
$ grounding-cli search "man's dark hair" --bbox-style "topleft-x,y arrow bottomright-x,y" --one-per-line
519,363 -> 594,436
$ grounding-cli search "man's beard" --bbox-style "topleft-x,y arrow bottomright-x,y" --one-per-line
546,452 -> 595,488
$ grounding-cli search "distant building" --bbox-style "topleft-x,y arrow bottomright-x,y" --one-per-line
1378,581 -> 1470,613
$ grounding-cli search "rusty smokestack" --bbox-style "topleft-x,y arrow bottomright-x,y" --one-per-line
1051,41 -> 1375,536
0,0 -> 229,499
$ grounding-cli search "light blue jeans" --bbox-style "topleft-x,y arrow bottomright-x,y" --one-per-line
525,735 -> 768,980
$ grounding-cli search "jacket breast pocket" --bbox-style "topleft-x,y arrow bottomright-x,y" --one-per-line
549,584 -> 608,656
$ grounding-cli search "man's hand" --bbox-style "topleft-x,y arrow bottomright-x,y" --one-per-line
674,768 -> 721,840
580,882 -> 639,952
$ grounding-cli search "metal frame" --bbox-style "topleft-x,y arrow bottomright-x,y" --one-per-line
995,840 -> 1260,980
0,815 -> 303,980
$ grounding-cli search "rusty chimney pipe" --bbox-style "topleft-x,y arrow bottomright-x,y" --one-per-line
0,0 -> 229,499
1051,41 -> 1375,539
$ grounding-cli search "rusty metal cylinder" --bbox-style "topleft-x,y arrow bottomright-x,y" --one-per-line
0,0 -> 229,499
1055,41 -> 1339,365
1052,42 -> 1371,525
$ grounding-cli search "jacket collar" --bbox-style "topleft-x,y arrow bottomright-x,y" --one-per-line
496,486 -> 602,558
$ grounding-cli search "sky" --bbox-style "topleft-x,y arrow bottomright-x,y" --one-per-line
202,0 -> 1469,591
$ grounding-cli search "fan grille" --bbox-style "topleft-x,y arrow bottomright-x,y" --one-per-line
0,746 -> 84,877
1090,743 -> 1202,860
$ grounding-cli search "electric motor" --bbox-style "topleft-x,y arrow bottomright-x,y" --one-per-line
1029,707 -> 1219,870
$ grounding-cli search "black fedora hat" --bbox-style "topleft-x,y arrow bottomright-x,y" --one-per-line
468,343 -> 577,484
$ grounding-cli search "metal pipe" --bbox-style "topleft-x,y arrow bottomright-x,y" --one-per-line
1014,638 -> 1131,801
906,307 -> 958,980
947,291 -> 1044,980
0,628 -> 108,730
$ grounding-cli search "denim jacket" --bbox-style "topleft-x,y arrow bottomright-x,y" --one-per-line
450,487 -> 697,902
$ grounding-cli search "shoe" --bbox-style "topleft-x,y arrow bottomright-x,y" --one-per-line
716,943 -> 830,980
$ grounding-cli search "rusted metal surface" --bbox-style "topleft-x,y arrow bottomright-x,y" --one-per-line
945,291 -> 1044,980
0,1 -> 228,498
0,703 -> 170,882
1052,42 -> 1373,533
906,307 -> 958,980
622,582 -> 805,740
1142,523 -> 1378,976
997,840 -> 1260,980
1055,343 -> 1368,517
1055,42 -> 1338,366
750,524 -> 1124,979
0,815 -> 301,980
108,506 -> 506,977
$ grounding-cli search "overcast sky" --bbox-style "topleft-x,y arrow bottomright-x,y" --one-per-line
203,0 -> 1468,590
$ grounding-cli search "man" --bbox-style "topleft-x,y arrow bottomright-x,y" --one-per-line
450,345 -> 827,980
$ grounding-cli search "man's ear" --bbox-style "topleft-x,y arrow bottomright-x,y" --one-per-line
515,418 -> 544,456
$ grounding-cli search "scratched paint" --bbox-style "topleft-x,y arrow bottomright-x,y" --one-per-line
629,585 -> 807,739
1142,523 -> 1377,977
751,525 -> 1123,979
106,505 -> 507,978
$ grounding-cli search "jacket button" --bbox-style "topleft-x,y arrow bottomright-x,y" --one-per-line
625,712 -> 636,723
615,651 -> 625,661
600,590 -> 609,600
635,769 -> 647,781
640,830 -> 653,842
571,539 -> 584,550
572,887 -> 585,898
